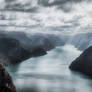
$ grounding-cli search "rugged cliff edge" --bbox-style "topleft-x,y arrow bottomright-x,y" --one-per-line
69,46 -> 92,77
0,35 -> 47,92
0,36 -> 46,65
0,64 -> 16,92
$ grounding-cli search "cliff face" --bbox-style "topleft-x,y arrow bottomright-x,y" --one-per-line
0,35 -> 47,65
0,36 -> 32,65
69,46 -> 92,77
0,64 -> 16,92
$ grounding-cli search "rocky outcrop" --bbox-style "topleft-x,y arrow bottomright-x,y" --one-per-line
69,46 -> 92,76
0,64 -> 16,92
31,47 -> 47,57
0,36 -> 47,65
0,36 -> 31,65
1,31 -> 66,52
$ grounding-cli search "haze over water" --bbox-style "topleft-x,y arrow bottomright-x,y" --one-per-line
0,0 -> 92,92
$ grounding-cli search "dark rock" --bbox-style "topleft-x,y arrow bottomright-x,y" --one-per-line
0,36 -> 31,65
69,46 -> 92,76
0,36 -> 47,65
31,47 -> 47,57
0,64 -> 16,92
6,32 -> 61,51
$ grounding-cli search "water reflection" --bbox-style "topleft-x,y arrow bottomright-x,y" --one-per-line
12,72 -> 92,92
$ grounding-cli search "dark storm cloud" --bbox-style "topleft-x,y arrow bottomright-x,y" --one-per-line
37,0 -> 83,12
5,0 -> 15,2
1,0 -> 38,12
38,0 -> 84,7
38,0 -> 91,12
1,0 -> 91,13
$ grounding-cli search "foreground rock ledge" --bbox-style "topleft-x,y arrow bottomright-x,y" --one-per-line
69,46 -> 92,77
0,64 -> 16,92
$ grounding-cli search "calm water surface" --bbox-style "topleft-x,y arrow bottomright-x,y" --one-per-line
1,0 -> 92,92
7,45 -> 92,92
